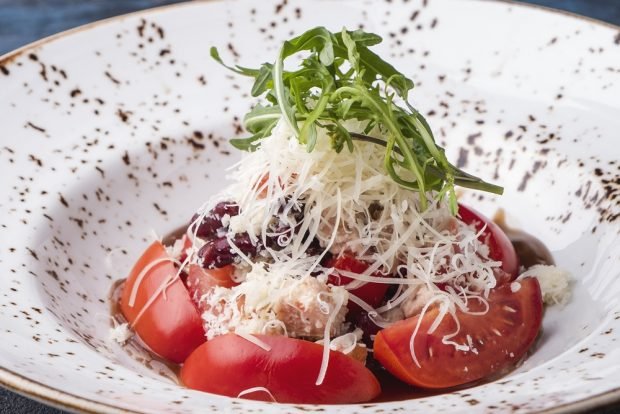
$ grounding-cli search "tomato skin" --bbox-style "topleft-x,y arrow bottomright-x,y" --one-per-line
180,334 -> 381,403
458,204 -> 519,281
185,264 -> 237,320
373,277 -> 543,389
327,255 -> 389,316
120,241 -> 205,363
186,264 -> 236,296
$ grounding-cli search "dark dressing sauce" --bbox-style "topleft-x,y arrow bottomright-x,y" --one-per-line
370,364 -> 448,402
111,217 -> 554,402
493,209 -> 555,268
369,353 -> 524,402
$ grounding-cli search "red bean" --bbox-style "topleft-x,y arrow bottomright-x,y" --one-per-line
190,201 -> 239,240
198,233 -> 258,268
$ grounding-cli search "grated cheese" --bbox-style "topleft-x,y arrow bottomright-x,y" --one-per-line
237,386 -> 277,402
128,257 -> 181,308
109,322 -> 132,344
519,264 -> 572,305
316,328 -> 364,355
235,332 -> 272,351
180,119 -> 518,379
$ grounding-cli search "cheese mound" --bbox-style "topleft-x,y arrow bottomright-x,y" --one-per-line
193,120 -> 504,347
520,264 -> 572,305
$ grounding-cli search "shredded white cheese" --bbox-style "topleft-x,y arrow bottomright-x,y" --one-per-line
519,264 -> 572,305
237,386 -> 277,401
316,328 -> 364,355
235,332 -> 272,351
109,322 -> 132,344
166,237 -> 186,259
181,119 -> 520,378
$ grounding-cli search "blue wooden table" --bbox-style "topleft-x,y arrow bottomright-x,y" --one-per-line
1,0 -> 619,413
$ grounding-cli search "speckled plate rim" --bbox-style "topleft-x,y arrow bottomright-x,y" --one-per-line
1,1 -> 619,413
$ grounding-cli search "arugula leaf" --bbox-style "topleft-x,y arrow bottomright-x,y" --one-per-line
340,29 -> 360,73
244,105 -> 281,134
211,27 -> 503,214
250,64 -> 274,97
281,26 -> 335,66
209,47 -> 259,77
346,29 -> 382,47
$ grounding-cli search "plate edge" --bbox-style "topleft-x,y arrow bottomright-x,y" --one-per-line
0,366 -> 137,414
1,0 -> 618,68
0,0 -> 618,413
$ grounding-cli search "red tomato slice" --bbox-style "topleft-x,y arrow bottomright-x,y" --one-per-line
187,264 -> 237,294
373,277 -> 542,389
120,241 -> 205,363
458,204 -> 519,281
186,264 -> 236,312
180,334 -> 381,403
327,255 -> 389,316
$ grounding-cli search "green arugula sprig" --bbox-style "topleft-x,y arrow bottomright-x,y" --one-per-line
210,27 -> 503,213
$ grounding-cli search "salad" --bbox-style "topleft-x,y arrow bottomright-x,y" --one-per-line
112,27 -> 570,404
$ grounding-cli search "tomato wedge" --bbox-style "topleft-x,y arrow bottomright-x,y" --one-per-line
186,264 -> 236,296
327,255 -> 389,317
373,277 -> 542,389
180,334 -> 381,403
185,264 -> 236,316
120,241 -> 205,363
458,204 -> 519,280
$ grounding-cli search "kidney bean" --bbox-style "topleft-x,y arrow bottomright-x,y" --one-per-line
198,233 -> 258,268
190,201 -> 239,240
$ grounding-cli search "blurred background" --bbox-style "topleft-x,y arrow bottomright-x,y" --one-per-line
1,0 -> 619,413
1,0 -> 620,55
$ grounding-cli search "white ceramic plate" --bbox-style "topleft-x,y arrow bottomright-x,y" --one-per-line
1,0 -> 619,412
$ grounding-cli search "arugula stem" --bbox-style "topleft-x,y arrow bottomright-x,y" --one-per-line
350,133 -> 503,195
349,132 -> 393,149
